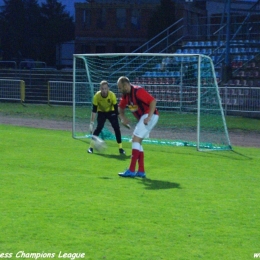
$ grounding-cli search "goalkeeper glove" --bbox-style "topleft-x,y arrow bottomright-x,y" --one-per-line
89,121 -> 94,133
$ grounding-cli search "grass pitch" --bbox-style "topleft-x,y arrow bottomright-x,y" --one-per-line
1,121 -> 260,260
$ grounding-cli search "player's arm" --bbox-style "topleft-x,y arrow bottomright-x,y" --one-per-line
114,102 -> 130,128
112,93 -> 129,127
118,106 -> 127,123
89,104 -> 97,133
118,96 -> 131,128
118,106 -> 131,128
118,96 -> 127,123
113,103 -> 119,115
144,99 -> 156,125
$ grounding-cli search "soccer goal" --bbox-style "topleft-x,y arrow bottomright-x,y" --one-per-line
73,53 -> 232,151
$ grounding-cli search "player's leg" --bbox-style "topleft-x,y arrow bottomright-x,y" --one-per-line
118,117 -> 145,177
136,114 -> 159,177
93,112 -> 106,136
129,140 -> 141,171
136,145 -> 145,178
129,135 -> 144,177
119,114 -> 158,177
118,138 -> 141,177
107,112 -> 125,154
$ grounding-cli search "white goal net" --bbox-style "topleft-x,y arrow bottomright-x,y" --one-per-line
73,53 -> 232,151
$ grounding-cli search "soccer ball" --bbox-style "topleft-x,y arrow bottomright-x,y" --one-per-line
91,135 -> 107,152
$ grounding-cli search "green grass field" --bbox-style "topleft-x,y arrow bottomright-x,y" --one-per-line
1,103 -> 260,260
1,127 -> 260,259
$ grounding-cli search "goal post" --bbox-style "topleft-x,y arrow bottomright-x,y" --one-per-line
72,53 -> 232,151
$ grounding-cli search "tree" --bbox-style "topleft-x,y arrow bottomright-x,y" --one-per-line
0,0 -> 43,61
147,0 -> 177,40
23,0 -> 44,60
0,0 -> 26,60
0,0 -> 74,66
40,0 -> 74,66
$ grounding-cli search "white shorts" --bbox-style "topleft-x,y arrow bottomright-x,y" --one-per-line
133,114 -> 159,139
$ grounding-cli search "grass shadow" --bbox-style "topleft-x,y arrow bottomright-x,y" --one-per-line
136,178 -> 181,190
99,176 -> 113,180
161,147 -> 254,161
94,153 -> 131,161
188,149 -> 253,161
229,149 -> 254,160
205,149 -> 254,160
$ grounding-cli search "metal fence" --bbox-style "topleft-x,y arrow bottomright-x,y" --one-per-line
48,81 -> 73,105
0,77 -> 259,118
219,86 -> 260,118
0,79 -> 25,103
0,67 -> 73,103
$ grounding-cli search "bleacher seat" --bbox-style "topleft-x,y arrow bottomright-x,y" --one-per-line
153,63 -> 161,70
240,55 -> 248,61
233,55 -> 241,61
156,72 -> 165,77
198,41 -> 205,46
248,55 -> 255,60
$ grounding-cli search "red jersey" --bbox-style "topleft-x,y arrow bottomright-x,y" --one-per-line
118,85 -> 159,120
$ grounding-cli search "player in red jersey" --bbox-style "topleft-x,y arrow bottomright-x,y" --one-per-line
117,76 -> 159,178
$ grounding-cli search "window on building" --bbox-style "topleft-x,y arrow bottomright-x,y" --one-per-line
116,8 -> 126,29
131,9 -> 141,30
83,9 -> 91,29
97,8 -> 106,29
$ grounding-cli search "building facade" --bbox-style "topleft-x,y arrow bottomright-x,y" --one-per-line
72,0 -> 258,57
74,1 -> 160,54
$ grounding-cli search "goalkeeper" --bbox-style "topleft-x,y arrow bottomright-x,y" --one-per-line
117,76 -> 159,178
88,80 -> 125,154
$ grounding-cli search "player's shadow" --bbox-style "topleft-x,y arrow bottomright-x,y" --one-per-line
95,153 -> 131,161
136,178 -> 181,190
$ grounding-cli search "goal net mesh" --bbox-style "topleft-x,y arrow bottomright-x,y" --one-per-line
73,53 -> 232,151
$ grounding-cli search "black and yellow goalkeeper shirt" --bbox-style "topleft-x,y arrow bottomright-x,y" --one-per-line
92,91 -> 117,112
